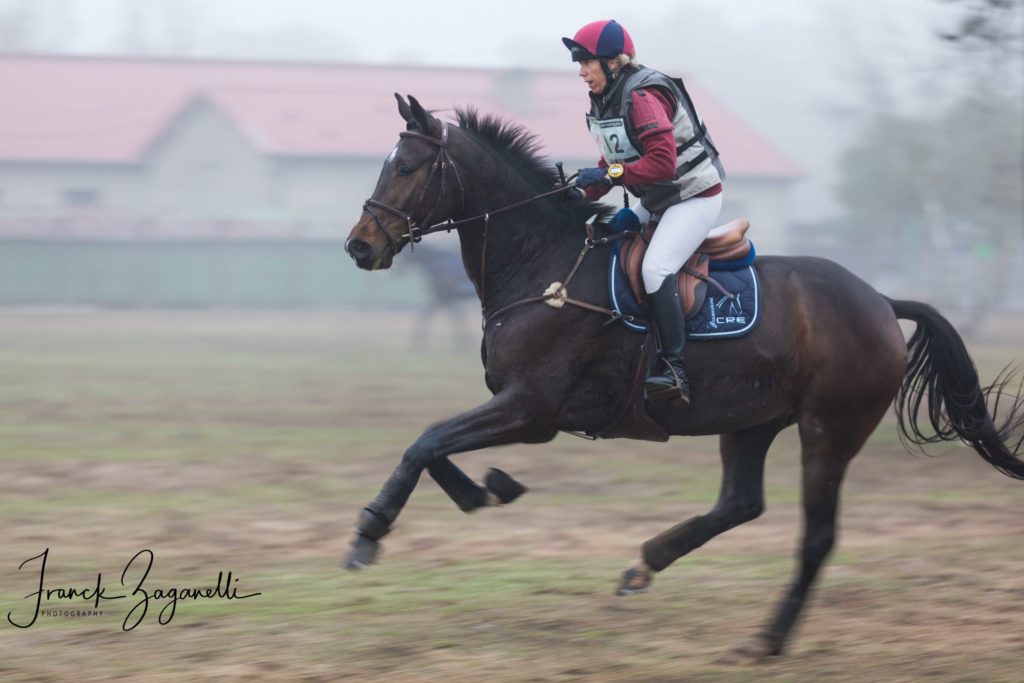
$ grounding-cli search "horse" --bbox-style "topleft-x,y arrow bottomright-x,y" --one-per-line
342,94 -> 1024,662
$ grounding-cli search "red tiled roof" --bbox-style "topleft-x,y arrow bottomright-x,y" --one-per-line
0,54 -> 800,177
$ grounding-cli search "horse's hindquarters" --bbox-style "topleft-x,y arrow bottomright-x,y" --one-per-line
650,256 -> 907,437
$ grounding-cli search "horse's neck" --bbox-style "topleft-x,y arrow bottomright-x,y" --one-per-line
455,195 -> 578,311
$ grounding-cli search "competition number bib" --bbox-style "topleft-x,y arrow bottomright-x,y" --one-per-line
587,116 -> 640,163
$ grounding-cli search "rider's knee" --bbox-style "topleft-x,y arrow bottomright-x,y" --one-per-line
641,263 -> 670,293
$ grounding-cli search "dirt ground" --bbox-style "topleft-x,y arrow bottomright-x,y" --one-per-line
0,308 -> 1022,682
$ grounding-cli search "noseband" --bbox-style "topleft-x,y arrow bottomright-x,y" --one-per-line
362,121 -> 466,254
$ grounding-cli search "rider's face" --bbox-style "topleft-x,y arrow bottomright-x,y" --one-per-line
578,59 -> 607,95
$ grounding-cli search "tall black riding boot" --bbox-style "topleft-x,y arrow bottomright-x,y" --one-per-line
644,277 -> 692,406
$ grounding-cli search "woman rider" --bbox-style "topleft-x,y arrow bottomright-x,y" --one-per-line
563,19 -> 725,407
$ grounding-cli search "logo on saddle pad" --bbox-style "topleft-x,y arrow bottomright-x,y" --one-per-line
709,296 -> 747,329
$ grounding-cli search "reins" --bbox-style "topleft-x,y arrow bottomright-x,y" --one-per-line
363,121 -> 576,251
361,120 -> 636,329
427,184 -> 578,236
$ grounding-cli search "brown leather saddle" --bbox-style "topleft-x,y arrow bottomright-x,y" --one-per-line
618,218 -> 752,318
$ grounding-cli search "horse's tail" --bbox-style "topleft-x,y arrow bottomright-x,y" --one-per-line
887,298 -> 1024,480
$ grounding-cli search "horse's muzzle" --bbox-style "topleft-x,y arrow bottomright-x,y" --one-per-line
346,237 -> 374,267
344,235 -> 394,271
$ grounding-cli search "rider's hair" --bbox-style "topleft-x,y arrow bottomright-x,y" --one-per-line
607,53 -> 638,73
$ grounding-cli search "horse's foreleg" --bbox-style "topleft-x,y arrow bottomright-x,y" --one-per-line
616,421 -> 782,595
427,459 -> 528,512
344,392 -> 548,569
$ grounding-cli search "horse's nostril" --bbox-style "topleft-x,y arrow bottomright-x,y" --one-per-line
348,239 -> 372,260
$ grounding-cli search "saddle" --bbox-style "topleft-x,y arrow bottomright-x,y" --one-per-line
563,215 -> 759,442
618,218 -> 752,318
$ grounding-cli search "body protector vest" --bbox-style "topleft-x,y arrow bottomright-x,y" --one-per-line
586,66 -> 725,212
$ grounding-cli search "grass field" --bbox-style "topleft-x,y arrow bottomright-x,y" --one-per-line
0,308 -> 1022,682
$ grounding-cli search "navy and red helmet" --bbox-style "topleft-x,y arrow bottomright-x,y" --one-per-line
562,20 -> 636,62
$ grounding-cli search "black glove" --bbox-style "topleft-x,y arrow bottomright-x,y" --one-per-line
575,167 -> 612,189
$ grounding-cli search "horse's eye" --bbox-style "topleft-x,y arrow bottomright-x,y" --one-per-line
398,165 -> 415,176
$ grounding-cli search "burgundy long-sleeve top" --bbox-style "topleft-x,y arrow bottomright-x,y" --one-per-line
586,87 -> 722,202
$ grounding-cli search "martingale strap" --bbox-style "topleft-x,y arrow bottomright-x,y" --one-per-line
482,224 -> 635,329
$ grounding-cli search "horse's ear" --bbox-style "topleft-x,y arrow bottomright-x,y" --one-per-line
395,93 -> 413,124
407,95 -> 436,135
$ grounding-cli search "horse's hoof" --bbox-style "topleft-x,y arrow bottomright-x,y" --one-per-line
714,637 -> 779,665
485,468 -> 528,504
342,535 -> 380,570
614,564 -> 653,596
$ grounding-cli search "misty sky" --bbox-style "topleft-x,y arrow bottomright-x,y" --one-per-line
6,0 -> 980,221
55,0 -> 953,70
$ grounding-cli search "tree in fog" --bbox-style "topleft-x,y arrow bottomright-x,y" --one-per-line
118,0 -> 210,56
940,0 -> 1024,52
0,0 -> 73,51
832,0 -> 1023,320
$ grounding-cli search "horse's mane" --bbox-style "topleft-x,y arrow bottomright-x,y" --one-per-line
454,108 -> 615,226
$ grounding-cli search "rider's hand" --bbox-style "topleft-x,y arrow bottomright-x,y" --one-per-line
575,167 -> 612,189
565,187 -> 585,201
553,180 -> 585,202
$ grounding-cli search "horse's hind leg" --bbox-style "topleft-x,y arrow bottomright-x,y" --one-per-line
617,420 -> 784,594
722,411 -> 876,663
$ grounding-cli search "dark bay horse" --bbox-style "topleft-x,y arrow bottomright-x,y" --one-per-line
343,94 -> 1024,661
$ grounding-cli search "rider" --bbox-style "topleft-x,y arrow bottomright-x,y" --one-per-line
563,19 -> 724,406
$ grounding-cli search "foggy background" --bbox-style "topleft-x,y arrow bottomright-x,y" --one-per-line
2,4 -> 1024,679
0,0 -> 1021,320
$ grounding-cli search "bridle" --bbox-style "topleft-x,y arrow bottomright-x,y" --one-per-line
361,121 -> 466,254
360,120 -> 576,256
358,119 -> 638,345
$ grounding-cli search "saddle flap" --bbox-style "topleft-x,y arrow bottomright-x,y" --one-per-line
620,234 -> 648,308
617,233 -> 708,320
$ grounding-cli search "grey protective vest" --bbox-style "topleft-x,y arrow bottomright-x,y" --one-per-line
586,66 -> 725,212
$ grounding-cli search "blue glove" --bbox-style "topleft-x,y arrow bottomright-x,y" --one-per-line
575,167 -> 612,189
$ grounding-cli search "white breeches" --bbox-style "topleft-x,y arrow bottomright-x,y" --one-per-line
634,194 -> 724,294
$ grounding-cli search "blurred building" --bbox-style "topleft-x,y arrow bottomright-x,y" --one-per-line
0,54 -> 800,306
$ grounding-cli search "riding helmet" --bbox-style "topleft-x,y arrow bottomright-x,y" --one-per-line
562,20 -> 636,62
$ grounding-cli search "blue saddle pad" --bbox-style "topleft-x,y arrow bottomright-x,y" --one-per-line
607,211 -> 761,340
